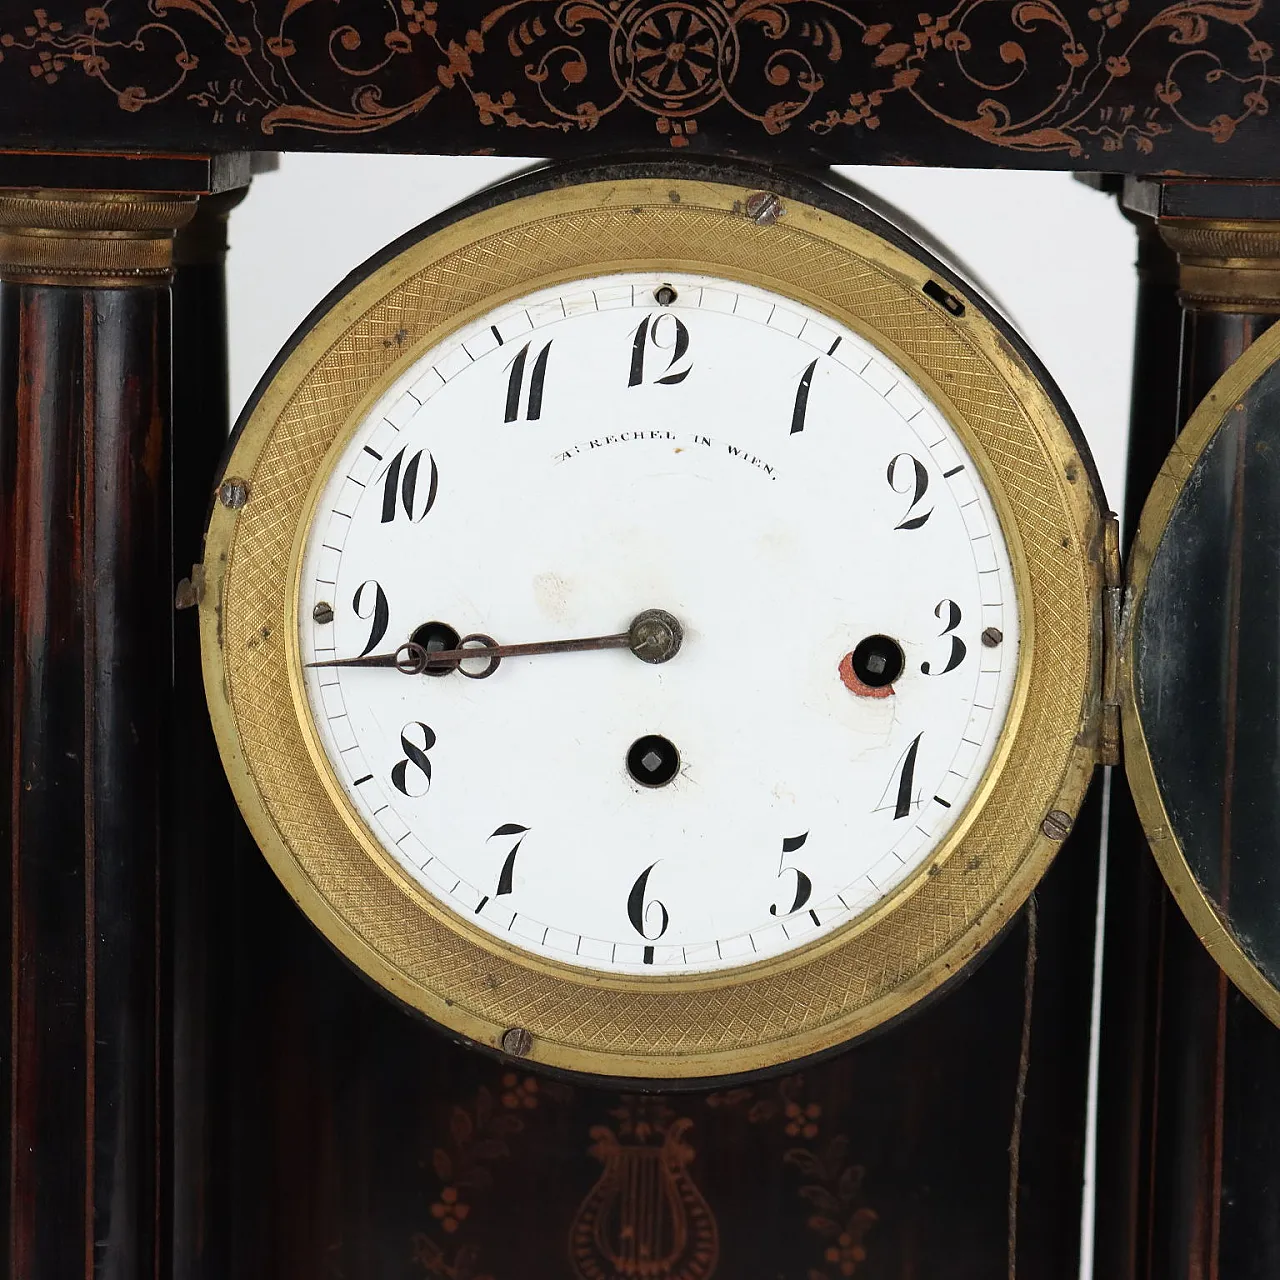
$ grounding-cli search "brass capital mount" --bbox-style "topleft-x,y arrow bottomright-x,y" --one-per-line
0,189 -> 197,287
1159,218 -> 1280,313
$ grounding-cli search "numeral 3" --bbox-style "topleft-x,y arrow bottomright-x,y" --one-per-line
921,599 -> 966,675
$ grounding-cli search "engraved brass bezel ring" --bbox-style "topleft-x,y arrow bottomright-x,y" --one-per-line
200,169 -> 1103,1079
1122,321 -> 1280,1030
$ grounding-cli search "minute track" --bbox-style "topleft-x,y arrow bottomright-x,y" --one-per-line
303,270 -> 1015,978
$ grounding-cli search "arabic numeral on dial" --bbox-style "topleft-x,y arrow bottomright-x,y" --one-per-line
390,721 -> 435,797
475,823 -> 529,913
627,861 -> 669,964
877,733 -> 923,820
504,339 -> 552,422
379,446 -> 438,523
628,313 -> 692,387
352,580 -> 389,656
921,599 -> 966,675
770,831 -> 814,918
790,358 -> 819,434
887,453 -> 933,531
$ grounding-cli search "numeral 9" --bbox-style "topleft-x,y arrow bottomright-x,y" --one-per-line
352,580 -> 389,656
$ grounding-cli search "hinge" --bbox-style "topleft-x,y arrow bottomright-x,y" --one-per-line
1099,514 -> 1122,767
174,563 -> 205,611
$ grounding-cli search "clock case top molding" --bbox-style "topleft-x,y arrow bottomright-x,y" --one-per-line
0,0 -> 1278,177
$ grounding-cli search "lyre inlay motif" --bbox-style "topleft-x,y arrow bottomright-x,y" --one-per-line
570,1099 -> 719,1280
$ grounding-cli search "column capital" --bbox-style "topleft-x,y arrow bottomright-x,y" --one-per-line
0,189 -> 197,287
1158,218 -> 1280,314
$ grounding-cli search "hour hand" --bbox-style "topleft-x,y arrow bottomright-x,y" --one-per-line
426,609 -> 683,672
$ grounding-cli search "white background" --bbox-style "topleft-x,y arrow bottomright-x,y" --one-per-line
223,155 -> 1139,1280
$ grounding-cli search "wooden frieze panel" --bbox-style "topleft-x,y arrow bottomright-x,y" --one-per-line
0,0 -> 1276,174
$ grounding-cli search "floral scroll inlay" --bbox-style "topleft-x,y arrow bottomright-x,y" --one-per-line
411,1072 -> 571,1280
0,0 -> 1271,160
707,1074 -> 878,1280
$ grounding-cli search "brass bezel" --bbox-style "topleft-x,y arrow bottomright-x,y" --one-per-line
1122,320 -> 1280,1029
200,172 -> 1103,1078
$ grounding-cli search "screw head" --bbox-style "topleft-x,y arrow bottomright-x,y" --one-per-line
501,1026 -> 533,1058
1041,810 -> 1072,841
313,601 -> 335,625
981,627 -> 1003,648
218,477 -> 250,509
745,191 -> 784,226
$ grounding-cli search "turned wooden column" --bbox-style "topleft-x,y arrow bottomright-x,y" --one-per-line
1096,197 -> 1280,1280
0,190 -> 195,1279
167,185 -> 255,1280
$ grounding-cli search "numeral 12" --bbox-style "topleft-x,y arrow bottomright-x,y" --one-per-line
628,314 -> 691,387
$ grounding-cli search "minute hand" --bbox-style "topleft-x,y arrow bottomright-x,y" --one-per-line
302,633 -> 630,672
434,631 -> 627,661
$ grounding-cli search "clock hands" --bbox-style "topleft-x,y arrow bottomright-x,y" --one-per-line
306,645 -> 431,673
307,608 -> 682,678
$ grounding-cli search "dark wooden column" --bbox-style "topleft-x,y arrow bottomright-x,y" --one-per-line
167,186 -> 252,1280
1095,189 -> 1280,1280
0,190 -> 195,1278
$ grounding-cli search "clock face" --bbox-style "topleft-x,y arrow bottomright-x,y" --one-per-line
296,271 -> 1019,976
205,167 -> 1101,1076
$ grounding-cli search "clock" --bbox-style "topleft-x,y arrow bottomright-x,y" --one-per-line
200,160 -> 1106,1079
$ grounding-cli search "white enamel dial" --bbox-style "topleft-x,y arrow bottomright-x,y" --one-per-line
297,271 -> 1019,977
